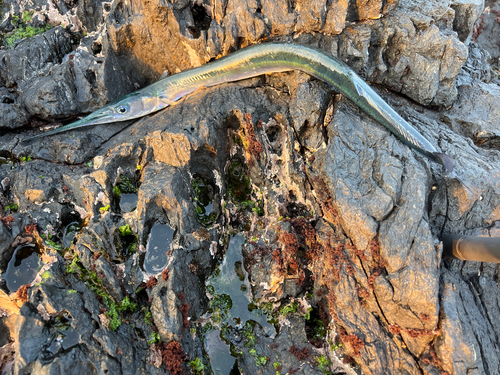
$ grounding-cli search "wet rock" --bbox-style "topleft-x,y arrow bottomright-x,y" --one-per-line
18,47 -> 109,120
76,0 -> 108,32
98,0 -> 469,108
0,0 -> 471,133
0,289 -> 20,348
0,25 -> 143,130
0,0 -> 499,374
6,254 -> 163,375
289,75 -> 331,151
0,27 -> 84,129
371,16 -> 467,106
236,315 -> 327,375
316,97 -> 401,252
1,0 -> 85,32
309,129 -> 439,370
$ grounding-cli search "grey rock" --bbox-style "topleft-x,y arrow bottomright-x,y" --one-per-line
289,75 -> 331,151
0,88 -> 29,129
10,304 -> 49,369
456,41 -> 493,85
0,102 -> 29,130
335,12 -> 468,107
2,62 -> 499,375
260,0 -> 296,35
30,348 -> 100,375
135,163 -> 194,238
11,160 -> 71,207
0,27 -> 79,129
436,268 -> 500,374
443,79 -> 500,148
475,0 -> 500,64
377,219 -> 439,356
451,0 -> 485,44
0,222 -> 14,270
8,214 -> 35,240
319,97 -> 402,251
0,0 -> 469,133
18,47 -> 109,120
76,0 -> 107,32
7,255 -> 162,375
0,27 -> 75,88
19,63 -> 83,120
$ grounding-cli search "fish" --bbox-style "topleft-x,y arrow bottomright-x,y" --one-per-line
22,43 -> 454,171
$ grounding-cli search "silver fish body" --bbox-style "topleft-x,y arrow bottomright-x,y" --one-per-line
22,43 -> 453,171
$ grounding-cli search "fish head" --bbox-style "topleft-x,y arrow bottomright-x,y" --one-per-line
22,91 -> 169,142
84,91 -> 167,125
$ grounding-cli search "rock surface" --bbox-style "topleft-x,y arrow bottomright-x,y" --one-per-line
474,0 -> 500,64
1,0 -> 499,374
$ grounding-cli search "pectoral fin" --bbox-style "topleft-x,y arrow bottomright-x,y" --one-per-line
159,96 -> 179,107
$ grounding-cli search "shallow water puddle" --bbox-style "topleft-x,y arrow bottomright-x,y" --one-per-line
204,330 -> 239,374
119,193 -> 138,213
41,312 -> 81,363
4,244 -> 42,292
142,224 -> 174,274
204,235 -> 275,373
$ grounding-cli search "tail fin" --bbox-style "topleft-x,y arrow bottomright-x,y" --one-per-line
434,152 -> 454,172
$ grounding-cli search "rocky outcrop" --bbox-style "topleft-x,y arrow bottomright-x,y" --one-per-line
474,0 -> 500,63
1,0 -> 499,374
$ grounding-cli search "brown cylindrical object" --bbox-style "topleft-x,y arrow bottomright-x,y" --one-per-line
443,235 -> 500,263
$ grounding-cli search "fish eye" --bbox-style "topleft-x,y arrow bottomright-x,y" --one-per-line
117,106 -> 128,114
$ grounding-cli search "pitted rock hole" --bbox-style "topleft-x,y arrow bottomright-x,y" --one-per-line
60,205 -> 83,248
191,174 -> 218,227
63,221 -> 81,249
190,3 -> 211,38
92,42 -> 102,55
84,69 -> 98,88
0,151 -> 17,171
113,174 -> 139,213
265,124 -> 281,143
112,1 -> 128,25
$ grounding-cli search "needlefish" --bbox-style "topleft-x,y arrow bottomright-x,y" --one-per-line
23,43 -> 454,171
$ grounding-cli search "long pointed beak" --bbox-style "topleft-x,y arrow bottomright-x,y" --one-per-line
22,112 -> 111,143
